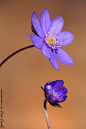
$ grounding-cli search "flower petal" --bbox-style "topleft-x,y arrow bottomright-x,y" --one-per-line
41,44 -> 51,58
57,88 -> 68,97
49,80 -> 58,86
58,31 -> 74,46
32,11 -> 45,38
49,55 -> 60,71
49,16 -> 64,35
30,34 -> 44,49
61,95 -> 67,102
40,8 -> 51,35
63,88 -> 68,94
45,89 -> 53,98
57,96 -> 63,102
55,48 -> 74,65
44,85 -> 52,92
49,96 -> 57,103
53,80 -> 64,92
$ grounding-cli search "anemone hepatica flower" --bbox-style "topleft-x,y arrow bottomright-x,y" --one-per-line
30,8 -> 74,71
43,80 -> 68,107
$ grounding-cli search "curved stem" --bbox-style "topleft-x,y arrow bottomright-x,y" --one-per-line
43,99 -> 52,129
0,45 -> 34,67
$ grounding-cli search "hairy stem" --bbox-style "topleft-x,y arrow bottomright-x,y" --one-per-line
43,99 -> 52,129
0,45 -> 34,67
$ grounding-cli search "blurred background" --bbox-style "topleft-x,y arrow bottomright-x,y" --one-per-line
0,0 -> 86,129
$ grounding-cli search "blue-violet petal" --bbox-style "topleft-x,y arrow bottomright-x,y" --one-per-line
30,34 -> 44,49
49,80 -> 58,87
41,44 -> 51,58
61,96 -> 67,102
45,89 -> 53,97
49,16 -> 64,35
55,48 -> 74,65
32,11 -> 45,38
40,8 -> 51,35
53,80 -> 64,92
44,85 -> 52,92
58,31 -> 74,46
49,96 -> 58,103
56,88 -> 68,97
49,55 -> 60,71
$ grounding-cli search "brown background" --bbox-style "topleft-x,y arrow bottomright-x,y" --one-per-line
0,0 -> 86,129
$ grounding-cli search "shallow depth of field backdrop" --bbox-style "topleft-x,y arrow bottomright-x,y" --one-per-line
0,0 -> 86,129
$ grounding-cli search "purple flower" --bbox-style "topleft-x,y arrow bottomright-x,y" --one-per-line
43,80 -> 68,107
30,8 -> 74,71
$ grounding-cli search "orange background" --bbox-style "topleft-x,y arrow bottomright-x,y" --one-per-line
0,1 -> 86,129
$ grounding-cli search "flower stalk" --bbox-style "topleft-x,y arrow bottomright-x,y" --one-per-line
43,99 -> 52,129
0,45 -> 34,67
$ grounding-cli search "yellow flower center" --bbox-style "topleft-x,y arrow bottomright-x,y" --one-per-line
45,30 -> 62,50
46,35 -> 56,45
52,90 -> 58,98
